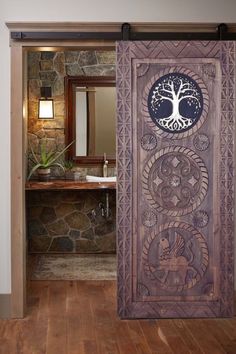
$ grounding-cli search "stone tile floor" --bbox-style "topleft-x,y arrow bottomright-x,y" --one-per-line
29,254 -> 117,281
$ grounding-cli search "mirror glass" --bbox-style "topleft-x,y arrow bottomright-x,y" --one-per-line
66,76 -> 116,164
75,86 -> 116,156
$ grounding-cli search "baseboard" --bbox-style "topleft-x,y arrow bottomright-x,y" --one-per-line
0,294 -> 11,319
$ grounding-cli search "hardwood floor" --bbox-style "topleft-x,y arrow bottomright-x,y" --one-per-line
0,281 -> 236,354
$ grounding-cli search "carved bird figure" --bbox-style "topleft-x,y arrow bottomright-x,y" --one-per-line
157,232 -> 196,285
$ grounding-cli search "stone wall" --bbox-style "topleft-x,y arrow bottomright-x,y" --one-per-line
27,49 -> 116,177
27,50 -> 116,253
27,190 -> 116,254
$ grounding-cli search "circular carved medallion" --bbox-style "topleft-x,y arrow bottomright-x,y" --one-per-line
142,210 -> 157,227
142,146 -> 208,216
193,210 -> 209,228
141,134 -> 157,151
143,222 -> 209,292
193,134 -> 210,151
142,67 -> 209,140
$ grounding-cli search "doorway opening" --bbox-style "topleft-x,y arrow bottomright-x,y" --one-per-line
25,47 -> 117,286
9,30 -> 117,317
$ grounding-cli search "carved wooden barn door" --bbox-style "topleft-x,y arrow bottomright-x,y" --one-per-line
116,41 -> 235,318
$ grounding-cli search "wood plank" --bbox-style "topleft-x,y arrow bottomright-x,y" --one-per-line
155,320 -> 191,354
46,281 -> 67,354
182,319 -> 227,354
83,340 -> 98,354
171,319 -> 204,354
1,281 -> 236,354
11,43 -> 26,319
25,180 -> 116,190
103,281 -> 150,354
0,320 -> 19,354
34,281 -> 49,354
202,319 -> 236,354
89,281 -> 120,354
66,281 -> 96,354
127,321 -> 153,354
213,318 -> 236,354
140,320 -> 174,354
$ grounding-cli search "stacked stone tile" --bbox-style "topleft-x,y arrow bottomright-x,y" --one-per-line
27,49 -> 116,176
27,190 -> 116,253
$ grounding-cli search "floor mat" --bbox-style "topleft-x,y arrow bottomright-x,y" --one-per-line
30,254 -> 117,280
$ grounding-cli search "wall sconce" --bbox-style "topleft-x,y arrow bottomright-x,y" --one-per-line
38,87 -> 54,119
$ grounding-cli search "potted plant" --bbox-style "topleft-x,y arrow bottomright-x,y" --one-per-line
64,159 -> 76,180
28,140 -> 74,181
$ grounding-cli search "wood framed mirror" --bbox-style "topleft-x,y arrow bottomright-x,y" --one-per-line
65,75 -> 116,165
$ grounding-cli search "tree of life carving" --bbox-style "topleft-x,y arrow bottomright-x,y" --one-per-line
148,73 -> 203,133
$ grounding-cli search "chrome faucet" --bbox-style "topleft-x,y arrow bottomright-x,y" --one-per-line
103,153 -> 108,177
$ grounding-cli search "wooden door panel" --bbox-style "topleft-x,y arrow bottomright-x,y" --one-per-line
117,41 -> 235,318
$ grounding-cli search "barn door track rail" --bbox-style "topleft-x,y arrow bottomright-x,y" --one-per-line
10,23 -> 236,41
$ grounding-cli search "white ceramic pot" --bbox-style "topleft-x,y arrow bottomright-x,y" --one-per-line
37,167 -> 51,181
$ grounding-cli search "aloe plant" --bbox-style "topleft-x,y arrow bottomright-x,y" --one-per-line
64,159 -> 75,171
28,140 -> 74,180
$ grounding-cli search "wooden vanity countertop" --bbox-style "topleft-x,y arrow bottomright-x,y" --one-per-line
25,179 -> 116,190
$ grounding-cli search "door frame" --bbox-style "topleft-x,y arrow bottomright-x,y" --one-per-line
7,22 -> 236,318
8,24 -> 117,318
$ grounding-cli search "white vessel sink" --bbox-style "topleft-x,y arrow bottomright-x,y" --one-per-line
86,175 -> 116,182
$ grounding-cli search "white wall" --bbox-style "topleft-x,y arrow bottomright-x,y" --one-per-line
0,18 -> 11,294
1,0 -> 236,293
2,0 -> 236,22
